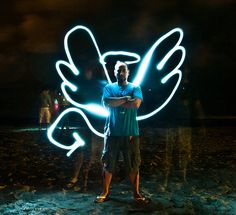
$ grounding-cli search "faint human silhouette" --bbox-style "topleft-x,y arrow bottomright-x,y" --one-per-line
66,66 -> 104,191
39,88 -> 53,130
163,64 -> 205,188
51,89 -> 60,121
58,92 -> 70,130
67,133 -> 103,191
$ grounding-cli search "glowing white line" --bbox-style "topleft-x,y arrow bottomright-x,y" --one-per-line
100,51 -> 141,65
55,61 -> 109,116
161,47 -> 186,84
133,28 -> 185,120
63,25 -> 111,83
157,28 -> 184,70
137,70 -> 182,120
60,82 -> 109,117
47,107 -> 105,157
56,60 -> 78,92
133,28 -> 184,86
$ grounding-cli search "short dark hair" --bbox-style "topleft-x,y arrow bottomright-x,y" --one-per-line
114,61 -> 128,71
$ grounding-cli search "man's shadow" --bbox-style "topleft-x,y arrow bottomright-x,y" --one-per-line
108,196 -> 164,213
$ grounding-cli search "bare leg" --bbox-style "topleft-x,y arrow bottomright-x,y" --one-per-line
45,123 -> 50,130
83,158 -> 92,191
178,127 -> 192,183
39,123 -> 43,131
95,170 -> 112,203
164,128 -> 174,188
129,171 -> 150,204
129,171 -> 141,198
100,170 -> 112,197
70,152 -> 84,184
83,136 -> 97,191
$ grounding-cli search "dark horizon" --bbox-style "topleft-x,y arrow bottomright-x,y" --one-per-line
0,0 -> 235,127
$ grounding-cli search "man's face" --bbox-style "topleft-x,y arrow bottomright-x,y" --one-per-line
115,65 -> 129,84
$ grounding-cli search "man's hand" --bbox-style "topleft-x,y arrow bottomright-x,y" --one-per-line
125,96 -> 132,102
122,98 -> 142,109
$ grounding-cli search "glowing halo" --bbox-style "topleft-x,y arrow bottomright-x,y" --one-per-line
100,51 -> 141,65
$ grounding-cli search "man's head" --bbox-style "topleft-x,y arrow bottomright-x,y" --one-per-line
114,61 -> 129,84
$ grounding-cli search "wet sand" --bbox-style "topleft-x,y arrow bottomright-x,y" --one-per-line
0,126 -> 235,214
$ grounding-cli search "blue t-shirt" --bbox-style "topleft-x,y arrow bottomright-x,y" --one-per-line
102,82 -> 143,136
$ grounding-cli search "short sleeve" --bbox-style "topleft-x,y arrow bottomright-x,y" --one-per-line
133,86 -> 143,101
102,84 -> 112,101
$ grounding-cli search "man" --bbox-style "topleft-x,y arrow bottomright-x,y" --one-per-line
95,61 -> 150,204
39,88 -> 52,130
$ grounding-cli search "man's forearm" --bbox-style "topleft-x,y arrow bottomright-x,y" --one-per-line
104,96 -> 130,107
121,98 -> 141,109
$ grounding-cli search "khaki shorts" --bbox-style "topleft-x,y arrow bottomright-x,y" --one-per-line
102,136 -> 141,174
39,107 -> 51,124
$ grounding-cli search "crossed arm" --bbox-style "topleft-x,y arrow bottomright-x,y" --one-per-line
103,96 -> 142,109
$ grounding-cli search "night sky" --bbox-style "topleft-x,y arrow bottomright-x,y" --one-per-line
0,0 -> 235,126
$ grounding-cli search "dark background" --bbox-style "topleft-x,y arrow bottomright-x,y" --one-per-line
0,2 -> 236,214
0,0 -> 235,126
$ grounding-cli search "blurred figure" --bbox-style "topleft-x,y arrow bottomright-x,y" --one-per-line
78,67 -> 104,104
58,92 -> 70,129
39,88 -> 52,130
59,92 -> 70,112
50,89 -> 60,121
67,67 -> 104,191
164,127 -> 192,187
67,133 -> 103,191
163,64 -> 205,188
50,89 -> 71,129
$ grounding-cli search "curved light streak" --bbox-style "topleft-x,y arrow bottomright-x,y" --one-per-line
161,47 -> 186,84
63,25 -> 111,83
56,60 -> 78,92
137,70 -> 182,120
60,82 -> 109,117
157,28 -> 184,70
134,28 -> 186,120
100,51 -> 141,65
47,107 -> 105,157
133,28 -> 184,86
